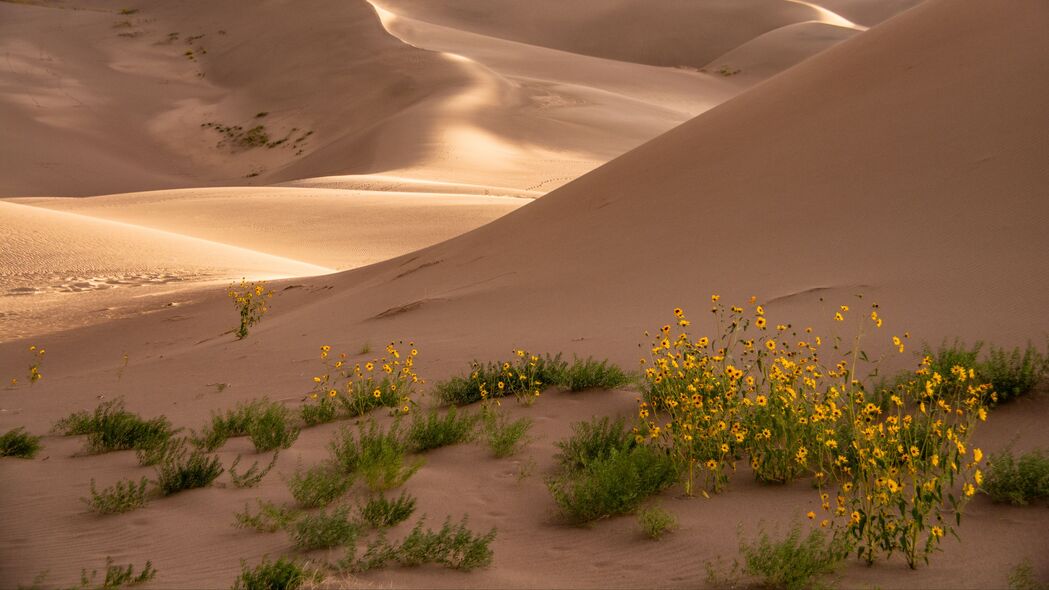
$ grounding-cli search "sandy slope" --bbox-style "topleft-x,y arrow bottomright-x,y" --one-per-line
2,0 -> 1047,588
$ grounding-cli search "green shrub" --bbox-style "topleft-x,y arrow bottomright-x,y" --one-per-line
350,516 -> 496,572
637,506 -> 676,539
74,557 -> 156,589
287,463 -> 352,509
329,419 -> 421,491
154,439 -> 223,495
404,406 -> 477,453
1008,558 -> 1049,590
289,505 -> 360,550
982,447 -> 1049,505
52,399 -> 174,455
246,402 -> 300,452
232,556 -> 316,590
82,477 -> 150,515
432,352 -> 565,406
300,395 -> 339,427
233,500 -> 300,533
191,399 -> 275,451
561,357 -> 630,392
736,523 -> 846,590
547,445 -> 676,524
481,409 -> 532,458
554,416 -> 634,472
0,427 -> 41,458
983,343 -> 1048,403
359,491 -> 416,528
229,452 -> 279,488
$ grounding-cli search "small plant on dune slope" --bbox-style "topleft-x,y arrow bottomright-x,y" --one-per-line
52,399 -> 174,457
637,505 -> 677,540
228,279 -> 272,339
0,427 -> 42,458
706,523 -> 846,590
560,357 -> 631,392
346,515 -> 496,573
1008,558 -> 1049,590
23,344 -> 46,386
287,463 -> 353,509
70,557 -> 156,590
233,500 -> 300,533
981,447 -> 1049,505
480,405 -> 533,458
982,342 -> 1048,403
554,415 -> 635,472
641,297 -> 991,569
246,402 -> 299,452
404,406 -> 478,453
229,451 -> 279,488
303,342 -> 422,423
328,419 -> 422,492
233,556 -> 318,590
190,398 -> 276,452
82,477 -> 150,515
432,349 -> 562,406
359,491 -> 417,529
289,505 -> 361,550
154,438 -> 224,496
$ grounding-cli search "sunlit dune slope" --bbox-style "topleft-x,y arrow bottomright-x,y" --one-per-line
291,0 -> 1048,357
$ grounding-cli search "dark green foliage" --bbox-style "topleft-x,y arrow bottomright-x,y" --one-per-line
287,463 -> 352,509
53,399 -> 174,455
0,427 -> 41,458
229,452 -> 279,488
547,445 -> 677,523
404,406 -> 477,453
154,438 -> 223,495
246,402 -> 300,452
982,447 -> 1049,505
300,395 -> 339,427
82,477 -> 150,515
736,523 -> 846,590
554,416 -> 635,471
328,420 -> 421,491
233,500 -> 300,533
432,353 -> 564,406
289,505 -> 360,550
232,556 -> 316,590
983,343 -> 1048,403
191,399 -> 275,452
359,491 -> 416,529
561,357 -> 630,392
349,516 -> 496,572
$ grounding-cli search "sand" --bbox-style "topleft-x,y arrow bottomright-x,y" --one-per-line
3,0 -> 1049,588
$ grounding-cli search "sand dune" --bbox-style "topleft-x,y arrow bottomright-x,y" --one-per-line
2,0 -> 1047,588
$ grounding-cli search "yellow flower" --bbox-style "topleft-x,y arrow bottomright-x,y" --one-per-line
765,339 -> 776,352
372,389 -> 382,399
840,305 -> 849,312
674,307 -> 684,317
806,511 -> 815,520
365,362 -> 374,371
931,526 -> 944,538
328,389 -> 337,398
851,511 -> 861,525
711,294 -> 720,303
756,305 -> 765,316
974,448 -> 983,463
705,459 -> 718,470
834,312 -> 844,322
756,317 -> 767,329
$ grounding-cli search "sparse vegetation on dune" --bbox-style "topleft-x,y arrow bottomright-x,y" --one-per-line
52,398 -> 175,457
982,447 -> 1049,506
82,477 -> 150,515
154,438 -> 223,496
233,556 -> 317,590
0,427 -> 42,458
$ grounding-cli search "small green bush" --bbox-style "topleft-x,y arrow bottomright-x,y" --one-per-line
405,406 -> 477,453
983,343 -> 1048,403
289,505 -> 361,550
359,491 -> 416,529
232,556 -> 316,590
554,416 -> 634,471
432,353 -> 565,406
547,445 -> 676,524
154,439 -> 223,495
300,395 -> 339,427
637,506 -> 677,540
0,427 -> 41,458
1008,558 -> 1049,590
736,523 -> 846,590
329,419 -> 421,491
982,447 -> 1049,505
287,463 -> 352,509
75,557 -> 156,589
481,409 -> 532,458
229,452 -> 279,488
350,516 -> 496,572
191,399 -> 275,451
52,399 -> 174,455
233,500 -> 300,533
82,477 -> 150,515
561,357 -> 630,392
246,402 -> 300,452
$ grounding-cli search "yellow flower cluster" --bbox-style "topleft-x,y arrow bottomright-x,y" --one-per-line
305,341 -> 421,419
473,349 -> 544,406
227,279 -> 273,339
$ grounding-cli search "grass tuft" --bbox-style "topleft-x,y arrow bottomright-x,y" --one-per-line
289,505 -> 361,550
982,447 -> 1049,505
637,505 -> 677,539
481,408 -> 532,458
287,463 -> 352,509
404,406 -> 478,453
246,402 -> 300,452
0,427 -> 42,458
154,438 -> 223,495
229,451 -> 279,488
232,556 -> 316,590
359,491 -> 417,529
233,500 -> 300,533
329,419 -> 421,491
735,523 -> 846,590
75,557 -> 156,589
190,399 -> 274,451
561,357 -> 630,392
350,516 -> 496,572
52,399 -> 174,456
82,477 -> 150,515
554,415 -> 634,471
